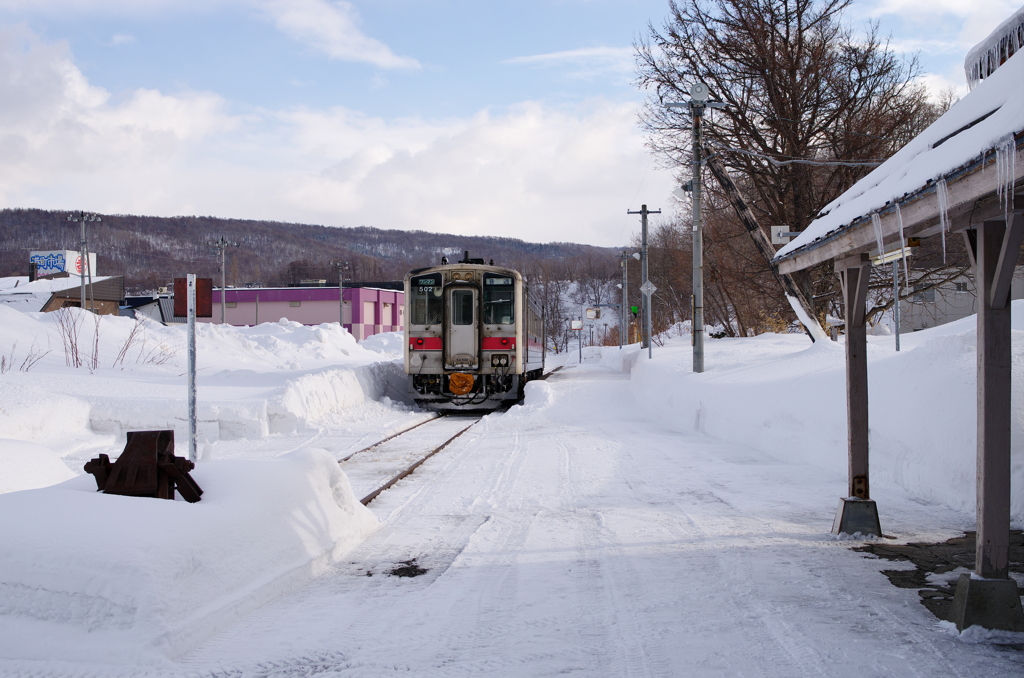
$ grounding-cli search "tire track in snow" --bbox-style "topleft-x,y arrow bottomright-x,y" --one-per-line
555,427 -> 673,678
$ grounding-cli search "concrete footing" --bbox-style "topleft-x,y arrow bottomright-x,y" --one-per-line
950,573 -> 1024,632
831,497 -> 882,537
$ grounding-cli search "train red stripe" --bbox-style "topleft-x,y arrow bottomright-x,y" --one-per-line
409,337 -> 443,350
481,337 -> 516,350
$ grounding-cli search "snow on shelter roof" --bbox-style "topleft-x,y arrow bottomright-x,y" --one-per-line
965,5 -> 1024,90
774,38 -> 1024,265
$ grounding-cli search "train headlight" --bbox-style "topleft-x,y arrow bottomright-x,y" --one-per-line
491,354 -> 510,367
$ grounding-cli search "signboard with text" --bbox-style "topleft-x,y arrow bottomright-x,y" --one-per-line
29,250 -> 96,278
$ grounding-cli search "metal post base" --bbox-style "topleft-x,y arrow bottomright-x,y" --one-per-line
949,573 -> 1024,632
831,497 -> 882,537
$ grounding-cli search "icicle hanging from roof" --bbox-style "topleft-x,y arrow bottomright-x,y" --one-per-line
935,178 -> 950,264
871,213 -> 885,256
995,133 -> 1017,221
965,6 -> 1024,90
896,204 -> 909,282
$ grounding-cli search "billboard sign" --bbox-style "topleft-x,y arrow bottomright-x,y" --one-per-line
29,250 -> 96,278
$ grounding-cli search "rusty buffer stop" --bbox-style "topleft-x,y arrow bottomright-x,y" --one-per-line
84,430 -> 203,503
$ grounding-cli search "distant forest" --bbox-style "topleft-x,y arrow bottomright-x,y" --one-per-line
0,209 -> 617,294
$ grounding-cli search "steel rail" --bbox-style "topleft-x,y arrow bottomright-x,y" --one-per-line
356,417 -> 481,506
337,414 -> 441,463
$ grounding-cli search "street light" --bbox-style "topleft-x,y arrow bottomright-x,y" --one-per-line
666,83 -> 727,373
208,237 -> 239,324
66,211 -> 101,312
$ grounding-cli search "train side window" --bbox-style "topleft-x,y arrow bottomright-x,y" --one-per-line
483,275 -> 515,325
410,274 -> 442,325
452,290 -> 474,325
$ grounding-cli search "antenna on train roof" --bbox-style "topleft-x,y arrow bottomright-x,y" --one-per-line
441,256 -> 448,265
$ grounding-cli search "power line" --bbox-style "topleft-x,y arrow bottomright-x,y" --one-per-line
706,141 -> 885,167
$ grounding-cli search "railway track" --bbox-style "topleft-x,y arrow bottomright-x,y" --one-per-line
339,415 -> 482,506
343,367 -> 563,505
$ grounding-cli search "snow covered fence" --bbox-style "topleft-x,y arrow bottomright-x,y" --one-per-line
0,448 -> 378,663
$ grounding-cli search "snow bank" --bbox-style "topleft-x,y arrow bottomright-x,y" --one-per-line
0,308 -> 407,471
359,330 -> 404,357
0,380 -> 91,447
268,361 -> 409,433
0,439 -> 75,493
628,307 -> 1024,523
0,448 -> 378,663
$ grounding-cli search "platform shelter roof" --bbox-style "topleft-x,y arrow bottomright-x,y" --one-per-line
774,24 -> 1024,273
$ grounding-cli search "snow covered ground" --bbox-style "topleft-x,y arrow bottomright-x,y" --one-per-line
1,305 -> 1023,676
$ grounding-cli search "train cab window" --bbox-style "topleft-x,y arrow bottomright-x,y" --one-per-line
483,275 -> 514,325
452,290 -> 475,325
410,274 -> 442,325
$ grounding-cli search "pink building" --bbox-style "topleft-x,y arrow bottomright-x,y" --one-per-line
201,286 -> 404,340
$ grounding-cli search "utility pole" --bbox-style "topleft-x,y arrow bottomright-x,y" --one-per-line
332,260 -> 352,329
668,83 -> 724,373
690,92 -> 706,373
628,205 -> 660,358
208,236 -> 238,324
66,211 -> 101,312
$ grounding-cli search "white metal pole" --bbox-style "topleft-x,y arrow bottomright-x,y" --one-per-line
187,274 -> 197,463
892,260 -> 900,352
80,219 -> 86,311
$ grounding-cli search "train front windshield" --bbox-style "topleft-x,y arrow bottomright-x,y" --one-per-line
410,274 -> 443,325
483,275 -> 515,325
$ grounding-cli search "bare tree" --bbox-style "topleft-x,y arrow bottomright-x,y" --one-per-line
636,0 -> 947,324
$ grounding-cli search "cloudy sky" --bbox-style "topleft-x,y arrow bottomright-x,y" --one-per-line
0,0 -> 1018,247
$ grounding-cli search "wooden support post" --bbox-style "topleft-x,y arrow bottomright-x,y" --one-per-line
950,215 -> 1024,632
838,254 -> 871,499
973,217 -> 1022,578
832,254 -> 881,536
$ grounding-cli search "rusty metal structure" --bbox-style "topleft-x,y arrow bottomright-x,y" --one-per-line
84,430 -> 203,503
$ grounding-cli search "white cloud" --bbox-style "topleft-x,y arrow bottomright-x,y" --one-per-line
0,26 -> 673,247
109,33 -> 135,46
505,46 -> 634,80
0,0 -> 420,69
255,0 -> 420,69
0,25 -> 237,202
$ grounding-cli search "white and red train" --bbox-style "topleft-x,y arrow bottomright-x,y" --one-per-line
404,253 -> 544,410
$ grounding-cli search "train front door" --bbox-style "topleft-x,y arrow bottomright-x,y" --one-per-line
446,288 -> 478,368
